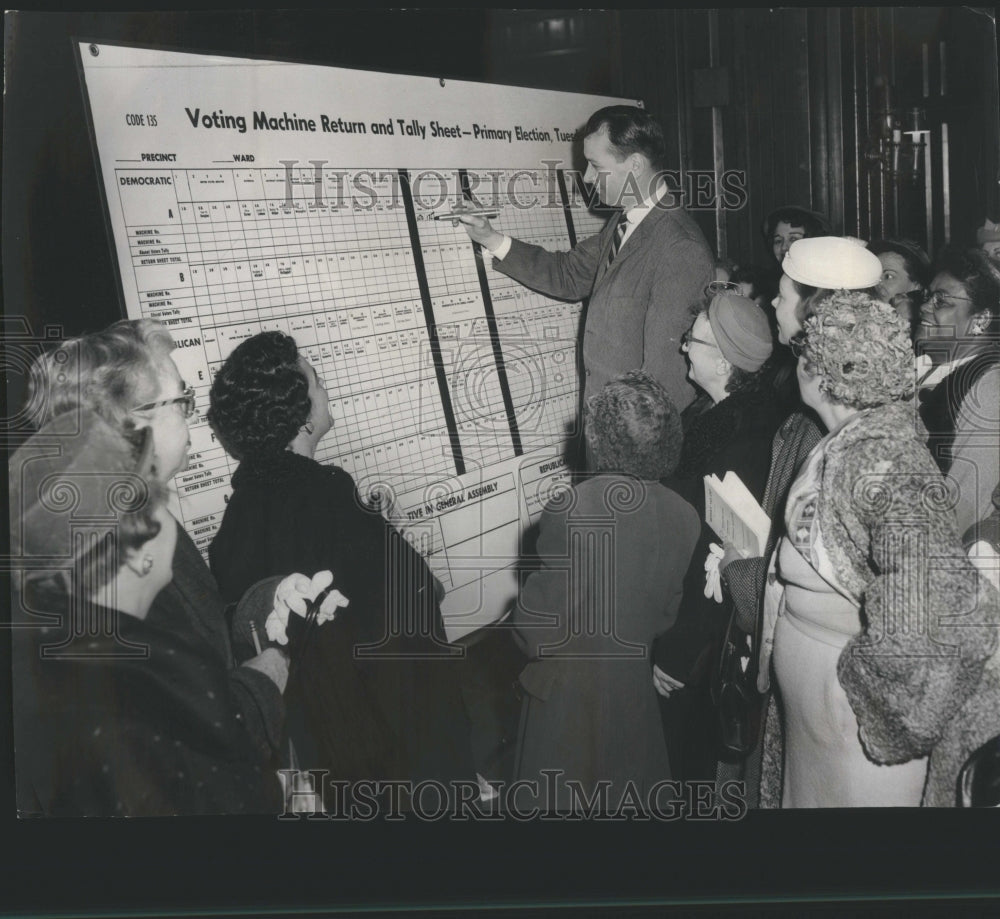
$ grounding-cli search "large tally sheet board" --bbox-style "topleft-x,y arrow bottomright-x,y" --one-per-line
78,42 -> 636,638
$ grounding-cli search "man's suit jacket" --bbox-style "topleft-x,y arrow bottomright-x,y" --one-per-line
494,203 -> 713,410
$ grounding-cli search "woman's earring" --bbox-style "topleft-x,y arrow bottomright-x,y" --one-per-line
970,312 -> 991,336
140,555 -> 154,576
301,422 -> 315,435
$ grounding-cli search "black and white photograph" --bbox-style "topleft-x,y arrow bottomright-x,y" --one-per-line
3,7 -> 1000,916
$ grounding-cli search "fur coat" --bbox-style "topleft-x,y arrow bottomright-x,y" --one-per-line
760,401 -> 1000,807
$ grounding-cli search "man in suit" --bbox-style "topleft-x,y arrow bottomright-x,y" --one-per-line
459,105 -> 714,415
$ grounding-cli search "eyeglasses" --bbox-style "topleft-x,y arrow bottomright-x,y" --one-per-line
132,384 -> 197,419
924,290 -> 974,312
681,329 -> 717,349
788,336 -> 807,358
705,280 -> 741,297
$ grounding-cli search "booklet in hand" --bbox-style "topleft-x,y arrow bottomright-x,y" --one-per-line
704,472 -> 771,558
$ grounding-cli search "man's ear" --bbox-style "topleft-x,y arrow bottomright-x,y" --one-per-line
716,357 -> 732,376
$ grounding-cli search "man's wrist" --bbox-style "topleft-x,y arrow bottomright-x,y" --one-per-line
489,234 -> 512,259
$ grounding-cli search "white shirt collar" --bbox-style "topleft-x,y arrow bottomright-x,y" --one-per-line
622,181 -> 668,229
916,351 -> 979,389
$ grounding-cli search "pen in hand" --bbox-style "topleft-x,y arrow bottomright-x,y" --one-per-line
432,207 -> 500,221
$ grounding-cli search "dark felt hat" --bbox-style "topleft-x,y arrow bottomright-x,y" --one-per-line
707,292 -> 774,371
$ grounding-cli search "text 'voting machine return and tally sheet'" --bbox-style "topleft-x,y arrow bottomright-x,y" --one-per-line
78,41 -> 635,638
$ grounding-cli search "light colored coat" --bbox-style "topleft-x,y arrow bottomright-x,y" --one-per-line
760,403 -> 1000,807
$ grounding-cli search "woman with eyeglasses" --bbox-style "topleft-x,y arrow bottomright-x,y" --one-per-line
651,291 -> 782,783
23,320 -> 340,805
9,413 -> 290,815
916,247 -> 1000,536
760,292 -> 1000,807
207,331 -> 475,795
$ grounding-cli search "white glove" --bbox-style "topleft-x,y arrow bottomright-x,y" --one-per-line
703,542 -> 725,603
265,570 -> 350,646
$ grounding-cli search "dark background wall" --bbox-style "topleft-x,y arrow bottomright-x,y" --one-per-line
486,7 -> 999,261
4,8 -> 998,376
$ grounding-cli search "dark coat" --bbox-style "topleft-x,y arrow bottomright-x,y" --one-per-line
495,203 -> 713,411
511,474 -> 700,810
651,388 -> 786,782
147,523 -> 285,755
655,388 -> 786,685
209,451 -> 475,786
11,585 -> 283,816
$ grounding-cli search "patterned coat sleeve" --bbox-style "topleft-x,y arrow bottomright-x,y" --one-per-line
723,556 -> 769,633
833,433 -> 1000,764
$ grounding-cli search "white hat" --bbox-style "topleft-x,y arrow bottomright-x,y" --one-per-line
781,236 -> 882,290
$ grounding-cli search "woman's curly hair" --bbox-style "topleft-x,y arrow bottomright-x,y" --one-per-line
207,332 -> 312,462
584,370 -> 683,480
800,292 -> 915,409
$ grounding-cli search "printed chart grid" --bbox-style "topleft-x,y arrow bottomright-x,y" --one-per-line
469,168 -> 608,451
412,171 -> 516,474
119,167 -> 455,547
116,165 -> 608,551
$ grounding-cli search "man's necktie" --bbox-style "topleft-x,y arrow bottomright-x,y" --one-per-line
607,212 -> 629,269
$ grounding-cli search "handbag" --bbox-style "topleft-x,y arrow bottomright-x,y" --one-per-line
710,602 -> 766,761
958,733 -> 1000,807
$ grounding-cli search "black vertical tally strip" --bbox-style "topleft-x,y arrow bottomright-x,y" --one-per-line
567,170 -> 592,412
458,168 -> 523,458
397,168 -> 465,476
557,169 -> 578,247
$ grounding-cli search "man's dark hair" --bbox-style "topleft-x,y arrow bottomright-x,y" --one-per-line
584,105 -> 666,169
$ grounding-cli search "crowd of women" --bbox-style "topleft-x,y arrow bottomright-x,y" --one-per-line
8,207 -> 1000,814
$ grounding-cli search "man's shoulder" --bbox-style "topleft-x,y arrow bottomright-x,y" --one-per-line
643,204 -> 710,244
